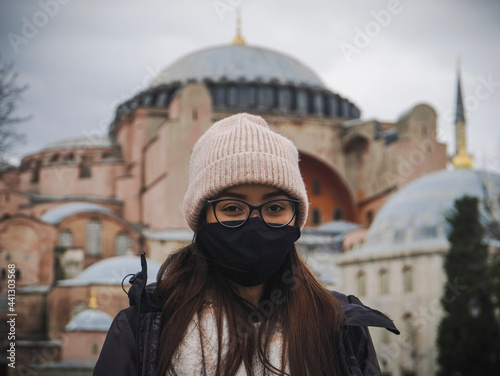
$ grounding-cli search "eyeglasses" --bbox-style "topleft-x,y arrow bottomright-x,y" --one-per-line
206,198 -> 299,228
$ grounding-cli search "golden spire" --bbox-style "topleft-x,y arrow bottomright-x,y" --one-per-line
451,56 -> 473,168
89,289 -> 98,309
232,7 -> 246,45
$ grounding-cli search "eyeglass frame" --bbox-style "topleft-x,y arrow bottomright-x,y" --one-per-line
206,198 -> 300,228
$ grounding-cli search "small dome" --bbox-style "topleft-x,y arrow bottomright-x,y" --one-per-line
58,256 -> 161,286
41,202 -> 115,224
150,44 -> 326,89
363,168 -> 500,253
65,309 -> 113,332
317,220 -> 362,234
42,135 -> 117,151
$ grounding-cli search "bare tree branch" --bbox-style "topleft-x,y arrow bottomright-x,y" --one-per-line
0,56 -> 29,161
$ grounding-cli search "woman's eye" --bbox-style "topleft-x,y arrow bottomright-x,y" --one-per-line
223,205 -> 241,212
267,204 -> 284,212
219,202 -> 245,213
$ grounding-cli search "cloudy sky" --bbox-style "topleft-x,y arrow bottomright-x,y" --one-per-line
1,0 -> 499,171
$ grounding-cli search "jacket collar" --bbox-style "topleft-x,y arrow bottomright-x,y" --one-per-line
128,252 -> 161,312
331,290 -> 400,334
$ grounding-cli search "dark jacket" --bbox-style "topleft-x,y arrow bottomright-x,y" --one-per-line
93,253 -> 399,376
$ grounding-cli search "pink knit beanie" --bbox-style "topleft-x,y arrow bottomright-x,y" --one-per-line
183,113 -> 309,230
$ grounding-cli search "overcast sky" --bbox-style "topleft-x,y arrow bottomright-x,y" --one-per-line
1,0 -> 499,172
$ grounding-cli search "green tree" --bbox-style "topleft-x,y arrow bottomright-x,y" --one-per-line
490,254 -> 500,325
437,195 -> 500,375
0,56 -> 28,161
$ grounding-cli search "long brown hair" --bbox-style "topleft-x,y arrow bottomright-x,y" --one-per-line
155,238 -> 344,375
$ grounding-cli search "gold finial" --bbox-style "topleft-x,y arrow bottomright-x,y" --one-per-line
452,139 -> 473,168
452,153 -> 473,168
89,289 -> 98,309
232,7 -> 246,45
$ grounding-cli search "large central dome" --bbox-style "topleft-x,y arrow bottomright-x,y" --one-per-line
150,44 -> 326,89
110,42 -> 360,131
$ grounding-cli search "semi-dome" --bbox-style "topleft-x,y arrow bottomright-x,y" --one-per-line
65,309 -> 113,332
150,44 -> 326,88
362,168 -> 500,253
58,256 -> 161,286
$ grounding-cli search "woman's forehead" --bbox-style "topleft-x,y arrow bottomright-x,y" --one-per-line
215,184 -> 289,199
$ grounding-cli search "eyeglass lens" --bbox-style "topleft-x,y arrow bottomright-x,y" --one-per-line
214,199 -> 296,227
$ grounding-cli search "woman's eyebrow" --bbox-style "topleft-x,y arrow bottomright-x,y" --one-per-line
218,191 -> 246,199
262,190 -> 289,199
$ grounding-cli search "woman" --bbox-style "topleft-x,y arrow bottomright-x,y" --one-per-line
94,113 -> 399,376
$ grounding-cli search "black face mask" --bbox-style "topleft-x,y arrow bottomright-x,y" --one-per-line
196,217 -> 301,287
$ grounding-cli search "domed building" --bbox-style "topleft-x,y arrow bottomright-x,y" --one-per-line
0,26 -> 449,373
0,30 -> 446,234
337,69 -> 500,375
48,255 -> 160,340
338,168 -> 500,375
40,290 -> 113,375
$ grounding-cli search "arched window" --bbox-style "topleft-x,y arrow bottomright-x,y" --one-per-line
79,156 -> 92,178
247,86 -> 256,107
214,86 -> 225,107
312,179 -> 321,196
155,92 -> 168,107
379,269 -> 389,295
141,94 -> 153,107
228,86 -> 238,106
49,154 -> 60,164
333,207 -> 343,221
86,219 -> 102,256
238,86 -> 248,108
64,153 -> 75,162
314,93 -> 323,115
311,208 -> 322,225
403,266 -> 413,293
91,343 -> 99,355
115,232 -> 132,256
341,100 -> 351,118
403,312 -> 415,343
58,229 -> 74,248
258,87 -> 275,108
101,151 -> 114,160
328,96 -> 339,117
278,88 -> 291,113
296,90 -> 308,114
31,159 -> 41,183
357,271 -> 366,297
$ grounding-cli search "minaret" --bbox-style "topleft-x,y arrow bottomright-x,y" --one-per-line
232,7 -> 246,45
451,57 -> 473,168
